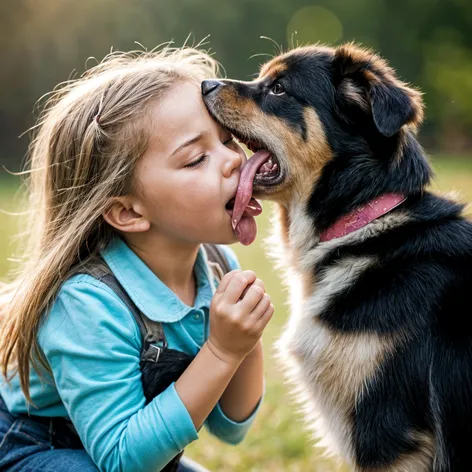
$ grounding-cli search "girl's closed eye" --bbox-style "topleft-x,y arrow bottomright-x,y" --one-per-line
185,154 -> 208,168
184,135 -> 235,169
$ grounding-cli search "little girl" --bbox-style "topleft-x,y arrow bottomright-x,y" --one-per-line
0,46 -> 273,472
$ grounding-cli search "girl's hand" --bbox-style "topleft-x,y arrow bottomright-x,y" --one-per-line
208,270 -> 274,364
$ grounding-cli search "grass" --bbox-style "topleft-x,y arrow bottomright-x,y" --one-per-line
0,178 -> 25,277
1,155 -> 472,471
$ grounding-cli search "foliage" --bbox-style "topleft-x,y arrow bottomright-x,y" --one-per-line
1,0 -> 472,171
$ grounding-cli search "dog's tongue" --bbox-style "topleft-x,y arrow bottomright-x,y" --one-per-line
232,150 -> 271,245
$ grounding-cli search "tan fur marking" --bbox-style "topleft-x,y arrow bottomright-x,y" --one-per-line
209,86 -> 333,206
294,108 -> 333,204
312,331 -> 396,407
364,69 -> 381,85
279,315 -> 398,461
276,255 -> 399,461
359,432 -> 435,472
260,59 -> 287,79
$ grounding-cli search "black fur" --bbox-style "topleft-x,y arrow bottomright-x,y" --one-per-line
305,48 -> 472,469
202,44 -> 472,470
310,194 -> 472,468
140,349 -> 194,404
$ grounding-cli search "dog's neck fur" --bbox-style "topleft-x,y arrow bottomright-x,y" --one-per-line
307,128 -> 433,234
272,128 -> 433,273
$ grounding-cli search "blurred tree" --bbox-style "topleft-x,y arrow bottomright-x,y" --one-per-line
1,0 -> 471,171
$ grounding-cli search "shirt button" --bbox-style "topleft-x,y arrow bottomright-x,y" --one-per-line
194,313 -> 201,321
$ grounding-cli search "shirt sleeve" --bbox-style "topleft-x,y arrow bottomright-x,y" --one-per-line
205,245 -> 264,444
205,396 -> 263,445
39,276 -> 198,472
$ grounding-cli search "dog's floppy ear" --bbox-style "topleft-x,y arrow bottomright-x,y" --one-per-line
333,43 -> 424,137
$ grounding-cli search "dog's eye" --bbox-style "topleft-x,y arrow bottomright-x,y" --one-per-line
270,83 -> 285,96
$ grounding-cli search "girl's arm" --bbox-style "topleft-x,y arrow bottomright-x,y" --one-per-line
40,278 -> 200,472
175,270 -> 272,429
39,271 -> 271,472
218,340 -> 264,422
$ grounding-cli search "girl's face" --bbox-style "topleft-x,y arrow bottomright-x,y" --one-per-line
133,80 -> 247,245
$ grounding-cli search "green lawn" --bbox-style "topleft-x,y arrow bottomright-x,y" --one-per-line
0,179 -> 25,277
1,155 -> 471,471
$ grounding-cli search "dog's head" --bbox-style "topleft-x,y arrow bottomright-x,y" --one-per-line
202,43 -> 427,211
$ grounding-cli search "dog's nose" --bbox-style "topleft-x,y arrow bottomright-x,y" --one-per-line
201,80 -> 223,96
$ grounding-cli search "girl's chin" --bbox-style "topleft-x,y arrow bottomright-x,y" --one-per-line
214,232 -> 239,245
195,227 -> 235,245
213,227 -> 239,245
199,217 -> 240,245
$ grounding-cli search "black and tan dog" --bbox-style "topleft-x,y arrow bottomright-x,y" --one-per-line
202,44 -> 472,471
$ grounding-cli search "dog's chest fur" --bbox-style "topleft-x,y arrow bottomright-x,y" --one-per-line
275,203 -> 402,466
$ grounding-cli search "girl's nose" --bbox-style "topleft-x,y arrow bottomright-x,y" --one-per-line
222,149 -> 244,177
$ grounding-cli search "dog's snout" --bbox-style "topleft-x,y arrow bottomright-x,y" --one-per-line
201,80 -> 223,96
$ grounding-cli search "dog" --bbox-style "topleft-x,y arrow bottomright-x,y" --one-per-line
202,43 -> 472,471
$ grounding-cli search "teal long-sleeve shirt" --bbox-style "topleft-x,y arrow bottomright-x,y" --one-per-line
0,238 -> 262,472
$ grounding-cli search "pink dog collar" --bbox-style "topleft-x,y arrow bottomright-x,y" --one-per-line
319,193 -> 407,243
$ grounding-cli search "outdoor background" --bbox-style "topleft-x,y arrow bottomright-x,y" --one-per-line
1,1 -> 471,470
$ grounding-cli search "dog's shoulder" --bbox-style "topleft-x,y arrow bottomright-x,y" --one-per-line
307,193 -> 472,336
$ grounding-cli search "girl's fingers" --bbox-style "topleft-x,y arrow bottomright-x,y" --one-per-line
216,269 -> 241,294
252,278 -> 265,292
250,293 -> 271,319
239,284 -> 265,313
224,270 -> 257,304
240,277 -> 265,299
255,303 -> 275,330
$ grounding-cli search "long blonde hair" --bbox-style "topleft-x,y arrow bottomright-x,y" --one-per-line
0,45 -> 219,401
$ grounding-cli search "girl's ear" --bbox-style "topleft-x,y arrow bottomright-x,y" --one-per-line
103,197 -> 151,233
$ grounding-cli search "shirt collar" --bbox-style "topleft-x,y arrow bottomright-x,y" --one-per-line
100,237 -> 215,322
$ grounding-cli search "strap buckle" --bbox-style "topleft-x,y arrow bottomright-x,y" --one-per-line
142,344 -> 162,363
